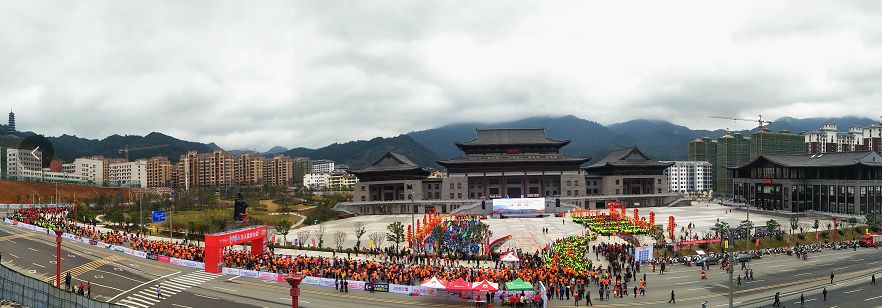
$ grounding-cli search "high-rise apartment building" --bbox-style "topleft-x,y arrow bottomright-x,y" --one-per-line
292,157 -> 310,186
5,148 -> 42,180
108,160 -> 147,188
310,159 -> 334,174
806,123 -> 882,154
177,150 -> 235,190
233,152 -> 264,186
749,128 -> 804,159
83,156 -> 126,185
145,156 -> 174,188
662,161 -> 713,193
73,158 -> 104,184
263,155 -> 294,187
715,133 -> 750,198
688,137 -> 718,162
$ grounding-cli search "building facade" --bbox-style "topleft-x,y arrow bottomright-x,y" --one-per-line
805,123 -> 882,154
176,150 -> 235,190
73,158 -> 104,184
750,129 -> 804,158
663,161 -> 713,193
714,133 -> 751,198
145,156 -> 174,188
583,147 -> 672,196
108,160 -> 147,188
263,155 -> 294,187
303,173 -> 329,189
6,148 -> 42,180
310,160 -> 335,174
731,151 -> 882,215
233,152 -> 264,186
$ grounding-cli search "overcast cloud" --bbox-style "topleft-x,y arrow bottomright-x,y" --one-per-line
1,1 -> 881,150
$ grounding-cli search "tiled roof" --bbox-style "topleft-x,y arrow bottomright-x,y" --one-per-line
457,128 -> 569,146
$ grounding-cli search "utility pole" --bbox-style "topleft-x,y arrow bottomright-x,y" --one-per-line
139,193 -> 143,235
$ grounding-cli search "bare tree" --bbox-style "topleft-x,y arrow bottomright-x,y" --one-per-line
334,231 -> 347,251
353,222 -> 366,251
368,232 -> 386,250
296,230 -> 310,248
313,225 -> 326,248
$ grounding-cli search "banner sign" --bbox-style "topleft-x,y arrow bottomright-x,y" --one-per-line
679,239 -> 721,246
222,268 -> 240,276
302,276 -> 321,285
634,245 -> 654,263
258,272 -> 278,281
209,225 -> 267,246
241,270 -> 259,279
146,253 -> 159,260
389,284 -> 414,294
372,283 -> 390,292
319,278 -> 336,288
492,198 -> 546,213
151,211 -> 166,223
158,256 -> 170,263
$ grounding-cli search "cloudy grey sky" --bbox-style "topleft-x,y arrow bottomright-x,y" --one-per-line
2,1 -> 881,150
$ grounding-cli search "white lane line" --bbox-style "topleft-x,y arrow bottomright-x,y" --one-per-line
832,266 -> 849,271
844,289 -> 862,294
118,299 -> 148,308
687,287 -> 709,291
130,292 -> 160,303
27,247 -> 38,251
793,273 -> 812,277
744,279 -> 765,284
673,281 -> 698,285
665,276 -> 689,279
866,295 -> 882,301
92,269 -> 146,283
8,254 -> 18,258
227,276 -> 239,281
171,304 -> 193,308
107,270 -> 180,302
192,293 -> 219,300
32,263 -> 44,268
73,278 -> 125,292
212,286 -> 237,292
768,264 -> 785,268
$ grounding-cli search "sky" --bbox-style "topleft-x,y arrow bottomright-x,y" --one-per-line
1,1 -> 881,151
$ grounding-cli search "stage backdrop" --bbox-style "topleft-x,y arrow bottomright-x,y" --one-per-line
492,198 -> 545,213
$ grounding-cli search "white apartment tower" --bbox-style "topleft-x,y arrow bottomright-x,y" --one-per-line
662,161 -> 713,193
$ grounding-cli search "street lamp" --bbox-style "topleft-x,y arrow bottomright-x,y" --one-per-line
407,192 -> 415,251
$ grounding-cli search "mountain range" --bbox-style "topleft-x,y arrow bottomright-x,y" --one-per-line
4,115 -> 879,169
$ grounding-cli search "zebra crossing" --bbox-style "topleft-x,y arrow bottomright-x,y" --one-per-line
116,271 -> 220,308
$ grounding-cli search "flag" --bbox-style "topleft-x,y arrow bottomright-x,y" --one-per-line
754,238 -> 760,248
369,239 -> 374,249
723,239 -> 728,250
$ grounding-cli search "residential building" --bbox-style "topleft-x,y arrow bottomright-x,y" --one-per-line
749,128 -> 804,159
233,152 -> 264,186
862,124 -> 882,154
108,160 -> 147,188
42,169 -> 84,184
303,173 -> 329,189
310,159 -> 334,174
730,151 -> 882,215
328,169 -> 359,189
145,156 -> 173,188
5,148 -> 42,180
805,123 -> 882,154
83,156 -> 126,184
61,163 -> 76,174
292,157 -> 310,186
73,158 -> 104,184
715,133 -> 750,198
176,150 -> 235,190
662,161 -> 713,193
688,137 -> 718,162
263,155 -> 294,187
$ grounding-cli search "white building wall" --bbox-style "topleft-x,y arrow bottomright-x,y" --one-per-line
108,160 -> 147,188
303,173 -> 329,189
6,148 -> 43,180
310,160 -> 335,174
73,158 -> 104,184
663,161 -> 713,193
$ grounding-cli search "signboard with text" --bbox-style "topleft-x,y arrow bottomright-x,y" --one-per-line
492,198 -> 545,213
151,211 -> 166,223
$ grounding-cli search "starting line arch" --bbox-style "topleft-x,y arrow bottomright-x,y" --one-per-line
204,225 -> 267,273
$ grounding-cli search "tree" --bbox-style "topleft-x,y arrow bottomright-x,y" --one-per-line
741,220 -> 754,238
368,232 -> 386,250
278,203 -> 292,215
789,217 -> 799,235
813,219 -> 820,233
711,221 -> 730,237
867,213 -> 882,232
313,225 -> 325,248
387,221 -> 405,251
846,217 -> 858,237
274,219 -> 293,244
334,231 -> 346,251
296,230 -> 310,248
826,222 -> 832,232
765,219 -> 780,238
353,222 -> 366,251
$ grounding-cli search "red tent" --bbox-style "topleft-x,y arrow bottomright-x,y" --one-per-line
471,280 -> 499,292
445,278 -> 473,292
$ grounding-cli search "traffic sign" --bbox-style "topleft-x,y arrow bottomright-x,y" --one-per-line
152,211 -> 166,223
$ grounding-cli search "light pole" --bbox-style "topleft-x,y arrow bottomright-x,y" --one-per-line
139,193 -> 143,235
408,192 -> 415,251
54,229 -> 64,289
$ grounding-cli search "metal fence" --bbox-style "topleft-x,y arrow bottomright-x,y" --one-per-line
0,264 -> 123,308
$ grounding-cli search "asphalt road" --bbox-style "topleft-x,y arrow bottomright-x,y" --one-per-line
2,221 -> 881,308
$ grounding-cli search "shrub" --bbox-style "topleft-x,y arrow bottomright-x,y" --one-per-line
797,233 -> 805,240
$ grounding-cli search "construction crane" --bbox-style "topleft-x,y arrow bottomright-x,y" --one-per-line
709,115 -> 772,129
119,144 -> 169,161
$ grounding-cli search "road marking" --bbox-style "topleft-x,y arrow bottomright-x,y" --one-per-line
8,240 -> 15,244
687,287 -> 708,291
673,281 -> 698,285
665,276 -> 689,279
768,264 -> 785,268
171,304 -> 192,308
744,279 -> 765,284
213,286 -> 237,292
27,247 -> 38,251
28,270 -> 36,274
866,295 -> 882,301
793,273 -> 812,277
9,254 -> 18,258
32,263 -> 44,268
50,261 -> 56,264
94,275 -> 104,279
833,266 -> 850,271
192,293 -> 219,300
92,269 -> 145,283
118,299 -> 148,308
107,270 -> 180,302
227,276 -> 239,281
845,288 -> 863,294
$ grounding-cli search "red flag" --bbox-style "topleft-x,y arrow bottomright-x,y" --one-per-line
754,238 -> 760,248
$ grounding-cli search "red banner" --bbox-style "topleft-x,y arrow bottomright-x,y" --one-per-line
679,239 -> 721,246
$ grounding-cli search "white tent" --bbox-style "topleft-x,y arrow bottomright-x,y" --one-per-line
420,276 -> 448,289
500,252 -> 520,262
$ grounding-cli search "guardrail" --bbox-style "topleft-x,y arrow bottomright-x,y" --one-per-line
0,263 -> 123,308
